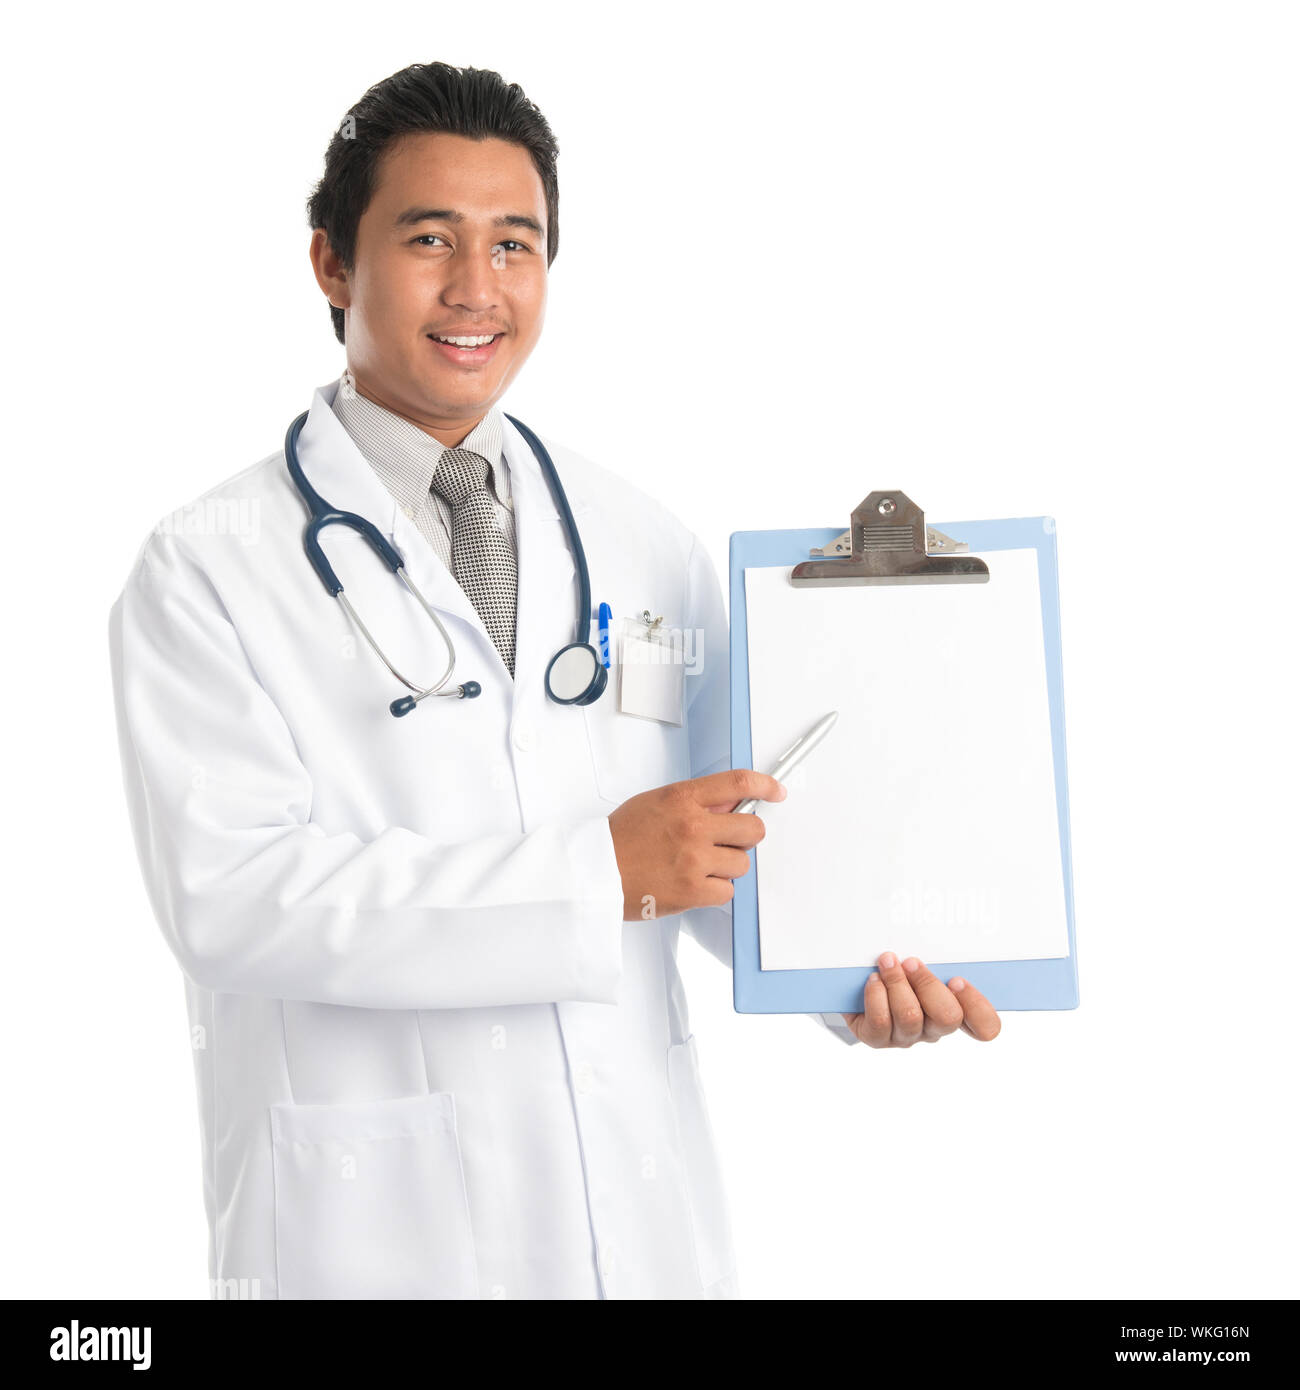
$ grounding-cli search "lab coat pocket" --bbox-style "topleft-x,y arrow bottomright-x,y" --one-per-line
667,1036 -> 736,1291
270,1092 -> 479,1300
581,699 -> 691,807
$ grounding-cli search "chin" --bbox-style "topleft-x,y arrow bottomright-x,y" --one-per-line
427,377 -> 503,408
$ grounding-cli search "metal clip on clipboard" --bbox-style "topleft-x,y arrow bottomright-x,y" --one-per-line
790,490 -> 990,587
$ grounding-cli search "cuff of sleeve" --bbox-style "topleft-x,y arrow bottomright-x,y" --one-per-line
568,814 -> 627,1004
813,1012 -> 862,1047
681,901 -> 734,970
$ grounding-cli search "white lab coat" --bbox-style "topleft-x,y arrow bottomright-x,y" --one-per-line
110,378 -> 852,1301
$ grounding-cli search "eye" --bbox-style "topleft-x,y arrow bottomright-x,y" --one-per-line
496,240 -> 531,254
411,234 -> 449,247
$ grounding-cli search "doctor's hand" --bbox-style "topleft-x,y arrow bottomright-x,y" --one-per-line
607,770 -> 785,921
842,953 -> 1002,1047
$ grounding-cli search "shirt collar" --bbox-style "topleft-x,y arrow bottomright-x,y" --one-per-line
330,370 -> 511,515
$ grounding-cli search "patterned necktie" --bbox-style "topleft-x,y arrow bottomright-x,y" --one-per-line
430,447 -> 518,676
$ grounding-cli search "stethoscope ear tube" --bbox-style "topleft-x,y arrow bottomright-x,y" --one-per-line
390,681 -> 482,717
504,413 -> 594,652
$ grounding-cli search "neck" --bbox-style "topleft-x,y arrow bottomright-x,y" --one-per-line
347,374 -> 486,448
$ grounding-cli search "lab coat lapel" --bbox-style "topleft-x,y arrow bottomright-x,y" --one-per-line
504,416 -> 586,710
293,380 -> 490,638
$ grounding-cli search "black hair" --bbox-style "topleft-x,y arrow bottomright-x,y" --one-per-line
307,62 -> 559,344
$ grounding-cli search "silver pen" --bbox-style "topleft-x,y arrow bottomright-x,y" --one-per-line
734,711 -> 839,813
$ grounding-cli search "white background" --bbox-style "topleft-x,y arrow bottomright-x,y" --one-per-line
2,0 -> 1296,1299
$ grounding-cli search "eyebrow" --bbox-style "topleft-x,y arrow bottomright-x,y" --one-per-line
394,207 -> 545,237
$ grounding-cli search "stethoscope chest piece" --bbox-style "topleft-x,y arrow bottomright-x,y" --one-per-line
545,642 -> 607,706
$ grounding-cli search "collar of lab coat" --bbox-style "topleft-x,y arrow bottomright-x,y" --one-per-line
294,378 -> 591,693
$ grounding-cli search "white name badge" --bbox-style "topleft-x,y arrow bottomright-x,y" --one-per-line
618,617 -> 685,726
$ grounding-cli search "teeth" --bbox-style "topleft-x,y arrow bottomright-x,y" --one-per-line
435,334 -> 497,347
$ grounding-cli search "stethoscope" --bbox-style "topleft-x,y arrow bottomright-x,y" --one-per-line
285,410 -> 608,717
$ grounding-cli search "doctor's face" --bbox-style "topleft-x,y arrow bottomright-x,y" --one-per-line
315,132 -> 549,444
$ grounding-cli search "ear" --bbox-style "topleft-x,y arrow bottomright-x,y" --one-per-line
308,228 -> 351,311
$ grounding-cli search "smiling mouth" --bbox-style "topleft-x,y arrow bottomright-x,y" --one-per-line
429,332 -> 503,350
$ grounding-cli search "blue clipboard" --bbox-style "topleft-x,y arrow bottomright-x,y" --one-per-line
729,516 -> 1079,1014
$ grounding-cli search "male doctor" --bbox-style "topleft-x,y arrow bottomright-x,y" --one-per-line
110,61 -> 1001,1301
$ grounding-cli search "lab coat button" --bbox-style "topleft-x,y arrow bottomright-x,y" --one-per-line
402,505 -> 415,519
573,1062 -> 594,1095
513,725 -> 535,751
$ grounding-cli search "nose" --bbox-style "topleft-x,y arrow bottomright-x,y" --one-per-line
441,242 -> 500,312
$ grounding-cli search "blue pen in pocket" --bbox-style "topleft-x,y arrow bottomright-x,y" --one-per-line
597,602 -> 613,668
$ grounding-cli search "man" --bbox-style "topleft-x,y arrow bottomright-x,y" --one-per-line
110,61 -> 999,1301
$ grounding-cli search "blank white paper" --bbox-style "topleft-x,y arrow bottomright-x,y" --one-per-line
744,549 -> 1069,970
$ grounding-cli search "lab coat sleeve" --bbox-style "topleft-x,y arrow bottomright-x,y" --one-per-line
678,537 -> 860,1047
109,532 -> 626,1011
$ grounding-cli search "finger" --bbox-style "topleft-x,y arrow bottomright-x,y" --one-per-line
705,847 -> 752,881
702,810 -> 767,850
876,952 -> 924,1046
690,768 -> 786,810
901,958 -> 965,1041
693,875 -> 736,909
948,977 -> 1002,1042
851,972 -> 893,1047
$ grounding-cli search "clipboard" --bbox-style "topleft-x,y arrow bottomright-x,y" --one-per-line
729,491 -> 1079,1015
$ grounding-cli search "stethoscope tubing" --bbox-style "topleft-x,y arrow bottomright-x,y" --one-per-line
285,405 -> 599,711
